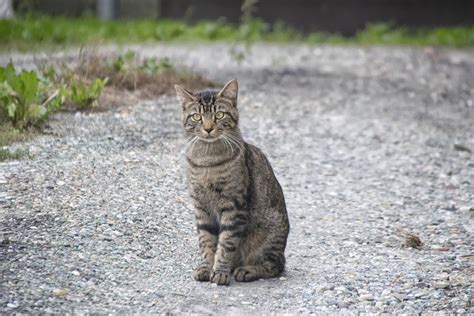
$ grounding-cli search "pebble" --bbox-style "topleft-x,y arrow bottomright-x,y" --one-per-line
7,303 -> 18,309
433,281 -> 450,289
381,289 -> 391,296
359,294 -> 374,301
434,273 -> 449,280
52,288 -> 69,298
1,43 -> 473,314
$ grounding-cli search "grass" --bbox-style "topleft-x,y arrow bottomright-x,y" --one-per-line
0,123 -> 32,145
0,148 -> 30,161
0,124 -> 32,161
1,17 -> 474,51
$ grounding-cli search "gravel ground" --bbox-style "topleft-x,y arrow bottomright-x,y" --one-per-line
1,44 -> 473,314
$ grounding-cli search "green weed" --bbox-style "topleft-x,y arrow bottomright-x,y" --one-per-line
0,148 -> 30,161
0,63 -> 63,129
67,77 -> 108,110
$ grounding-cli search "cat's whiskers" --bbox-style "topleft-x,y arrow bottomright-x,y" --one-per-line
221,135 -> 234,155
221,135 -> 233,153
187,136 -> 199,155
227,137 -> 243,154
186,136 -> 196,146
224,133 -> 244,153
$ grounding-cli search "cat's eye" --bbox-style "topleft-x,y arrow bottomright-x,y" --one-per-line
215,111 -> 225,119
191,113 -> 202,121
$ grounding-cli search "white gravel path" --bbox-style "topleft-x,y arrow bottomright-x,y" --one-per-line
1,44 -> 473,314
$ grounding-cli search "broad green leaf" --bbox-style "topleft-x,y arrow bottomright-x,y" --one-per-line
0,63 -> 17,82
0,81 -> 15,98
19,70 -> 39,105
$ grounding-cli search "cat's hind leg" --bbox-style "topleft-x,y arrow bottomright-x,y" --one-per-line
234,252 -> 285,282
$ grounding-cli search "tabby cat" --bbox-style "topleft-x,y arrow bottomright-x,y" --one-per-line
175,79 -> 289,285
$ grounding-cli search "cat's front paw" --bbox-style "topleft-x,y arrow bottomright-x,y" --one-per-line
193,265 -> 211,281
210,270 -> 231,286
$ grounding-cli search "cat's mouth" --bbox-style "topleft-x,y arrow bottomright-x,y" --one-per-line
198,135 -> 220,143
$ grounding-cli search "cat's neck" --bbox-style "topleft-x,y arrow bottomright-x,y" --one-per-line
186,134 -> 245,167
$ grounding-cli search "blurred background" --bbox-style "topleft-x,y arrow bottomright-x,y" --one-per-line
1,0 -> 473,51
4,0 -> 474,35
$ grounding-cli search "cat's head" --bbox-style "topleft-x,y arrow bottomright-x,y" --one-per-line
174,79 -> 239,142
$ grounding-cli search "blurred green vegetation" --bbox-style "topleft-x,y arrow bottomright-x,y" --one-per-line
1,16 -> 473,50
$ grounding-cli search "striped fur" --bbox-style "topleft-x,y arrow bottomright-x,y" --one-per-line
175,80 -> 290,285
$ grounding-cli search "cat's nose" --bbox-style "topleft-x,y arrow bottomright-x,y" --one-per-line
204,127 -> 213,134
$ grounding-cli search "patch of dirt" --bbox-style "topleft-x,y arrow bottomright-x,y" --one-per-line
74,49 -> 219,110
400,231 -> 423,250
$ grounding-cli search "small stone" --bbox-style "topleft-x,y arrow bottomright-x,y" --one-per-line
338,299 -> 352,308
449,274 -> 470,285
375,301 -> 384,308
319,283 -> 335,291
453,144 -> 472,153
431,246 -> 450,251
434,273 -> 449,280
85,280 -> 95,287
7,302 -> 19,308
359,294 -> 374,301
334,286 -> 349,293
459,206 -> 473,212
52,288 -> 69,297
412,291 -> 426,299
393,293 -> 406,301
279,277 -> 287,281
71,270 -> 80,276
433,281 -> 449,289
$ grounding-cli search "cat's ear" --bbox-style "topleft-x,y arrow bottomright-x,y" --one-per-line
174,84 -> 197,105
217,79 -> 238,106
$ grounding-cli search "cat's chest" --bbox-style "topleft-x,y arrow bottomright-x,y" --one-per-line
187,160 -> 248,208
187,164 -> 240,189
